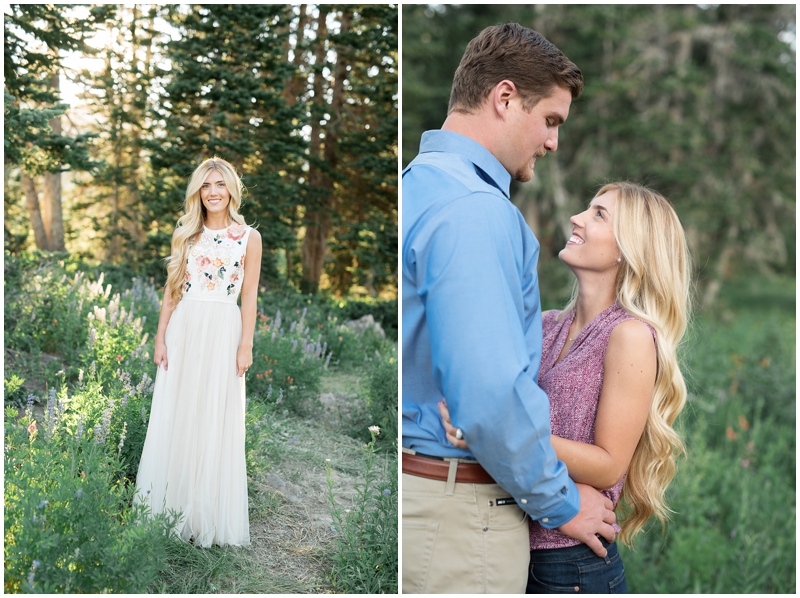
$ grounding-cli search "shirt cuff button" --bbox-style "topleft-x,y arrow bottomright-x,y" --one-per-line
521,499 -> 528,504
541,517 -> 549,523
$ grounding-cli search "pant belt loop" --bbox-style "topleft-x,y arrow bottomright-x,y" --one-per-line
445,459 -> 458,495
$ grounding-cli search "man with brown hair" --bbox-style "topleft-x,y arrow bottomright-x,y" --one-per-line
402,23 -> 617,593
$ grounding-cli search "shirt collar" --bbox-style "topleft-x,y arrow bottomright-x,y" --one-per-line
419,130 -> 512,199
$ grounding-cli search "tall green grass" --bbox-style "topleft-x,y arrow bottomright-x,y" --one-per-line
619,276 -> 796,593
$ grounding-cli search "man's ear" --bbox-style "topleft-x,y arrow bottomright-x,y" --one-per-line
492,80 -> 517,120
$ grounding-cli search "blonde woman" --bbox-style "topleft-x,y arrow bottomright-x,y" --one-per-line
136,157 -> 262,547
440,182 -> 691,593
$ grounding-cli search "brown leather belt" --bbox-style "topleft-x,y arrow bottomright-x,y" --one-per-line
402,452 -> 495,484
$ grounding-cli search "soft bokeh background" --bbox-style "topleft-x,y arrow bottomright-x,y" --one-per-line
403,4 -> 795,593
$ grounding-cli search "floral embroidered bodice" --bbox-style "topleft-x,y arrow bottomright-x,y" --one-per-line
183,223 -> 251,302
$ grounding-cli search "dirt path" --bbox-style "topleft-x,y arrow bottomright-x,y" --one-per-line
242,387 -> 369,593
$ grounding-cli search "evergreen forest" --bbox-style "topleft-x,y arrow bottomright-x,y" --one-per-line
6,4 -> 398,298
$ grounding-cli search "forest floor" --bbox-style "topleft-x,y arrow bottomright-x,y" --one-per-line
153,371 -> 373,594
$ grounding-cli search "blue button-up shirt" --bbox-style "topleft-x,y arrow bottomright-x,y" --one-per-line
402,130 -> 580,528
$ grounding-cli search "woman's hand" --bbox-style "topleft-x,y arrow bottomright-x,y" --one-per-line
438,399 -> 469,449
236,344 -> 253,377
154,337 -> 168,371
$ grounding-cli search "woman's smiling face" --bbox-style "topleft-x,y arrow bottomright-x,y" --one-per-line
200,170 -> 231,216
559,190 -> 621,272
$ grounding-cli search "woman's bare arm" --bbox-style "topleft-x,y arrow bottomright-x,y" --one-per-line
549,320 -> 656,489
236,229 -> 262,377
154,232 -> 180,371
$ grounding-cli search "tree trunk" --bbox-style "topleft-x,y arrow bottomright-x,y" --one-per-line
22,174 -> 50,250
300,8 -> 352,294
300,7 -> 331,294
43,72 -> 66,251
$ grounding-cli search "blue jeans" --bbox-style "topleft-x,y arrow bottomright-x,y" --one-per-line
526,538 -> 627,594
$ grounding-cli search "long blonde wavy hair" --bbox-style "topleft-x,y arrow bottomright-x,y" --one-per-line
164,157 -> 246,305
559,182 -> 692,546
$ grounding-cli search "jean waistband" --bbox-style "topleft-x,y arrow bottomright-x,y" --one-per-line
530,537 -> 616,561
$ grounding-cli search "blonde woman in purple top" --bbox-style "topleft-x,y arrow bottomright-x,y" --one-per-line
440,182 -> 691,592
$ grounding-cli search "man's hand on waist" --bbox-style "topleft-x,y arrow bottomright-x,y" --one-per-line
558,483 -> 617,558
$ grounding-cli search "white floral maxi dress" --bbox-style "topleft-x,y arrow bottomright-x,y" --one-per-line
136,223 -> 252,547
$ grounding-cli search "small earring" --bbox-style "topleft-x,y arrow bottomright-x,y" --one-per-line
617,257 -> 622,263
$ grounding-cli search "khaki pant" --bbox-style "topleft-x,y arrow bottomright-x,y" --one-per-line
402,471 -> 530,594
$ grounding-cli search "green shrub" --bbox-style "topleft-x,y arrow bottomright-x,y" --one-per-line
365,357 -> 398,450
325,429 -> 398,593
3,373 -> 27,408
4,254 -> 100,366
247,308 -> 326,413
4,404 -> 177,593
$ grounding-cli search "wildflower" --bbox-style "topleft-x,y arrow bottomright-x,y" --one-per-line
38,500 -> 48,509
32,560 -> 40,569
78,369 -> 84,383
118,421 -> 128,452
94,423 -> 104,444
116,355 -> 123,362
28,422 -> 37,436
256,374 -> 263,379
368,425 -> 381,436
738,415 -> 750,431
741,460 -> 750,468
141,407 -> 147,425
76,489 -> 83,499
324,352 -> 332,369
383,489 -> 391,496
726,427 -> 737,440
76,423 -> 84,442
267,385 -> 273,399
325,459 -> 331,463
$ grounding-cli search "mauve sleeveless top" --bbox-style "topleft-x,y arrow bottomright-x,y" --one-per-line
529,302 -> 656,550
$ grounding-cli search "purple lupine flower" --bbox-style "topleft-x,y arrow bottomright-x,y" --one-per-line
118,422 -> 127,452
290,321 -> 297,332
94,423 -> 104,444
383,489 -> 391,496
